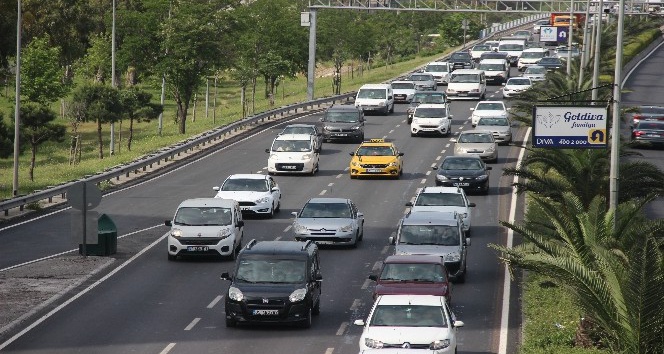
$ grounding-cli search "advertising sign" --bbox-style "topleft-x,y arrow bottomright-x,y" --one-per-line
557,27 -> 569,43
532,106 -> 609,148
539,26 -> 557,42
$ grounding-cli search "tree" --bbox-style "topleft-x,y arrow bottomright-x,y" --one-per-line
76,33 -> 112,84
18,104 -> 66,181
492,193 -> 664,353
119,87 -> 163,151
21,36 -> 70,105
0,113 -> 13,159
71,84 -> 122,159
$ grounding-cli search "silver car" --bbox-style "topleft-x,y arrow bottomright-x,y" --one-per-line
523,65 -> 547,82
292,198 -> 364,247
408,73 -> 437,91
475,116 -> 513,144
452,130 -> 498,163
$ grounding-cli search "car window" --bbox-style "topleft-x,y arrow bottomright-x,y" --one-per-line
508,78 -> 531,85
326,111 -> 360,123
415,107 -> 447,118
409,74 -> 433,81
459,133 -> 494,143
415,192 -> 465,207
272,140 -> 312,152
526,67 -> 546,74
450,74 -> 479,83
356,146 -> 395,156
300,202 -> 351,218
476,103 -> 504,110
370,305 -> 447,327
282,126 -> 314,135
174,207 -> 232,226
413,93 -> 446,104
442,158 -> 483,170
478,117 -> 509,126
380,263 -> 446,282
478,63 -> 506,71
357,89 -> 386,99
399,225 -> 460,246
392,82 -> 415,89
222,178 -> 269,192
425,64 -> 448,72
235,259 -> 306,283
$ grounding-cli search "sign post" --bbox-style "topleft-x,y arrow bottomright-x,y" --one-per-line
532,106 -> 609,149
67,181 -> 102,257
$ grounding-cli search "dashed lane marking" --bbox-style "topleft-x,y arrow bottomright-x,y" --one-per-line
207,295 -> 223,309
426,171 -> 431,176
372,261 -> 382,271
184,318 -> 201,331
350,299 -> 362,311
159,343 -> 176,354
344,167 -> 350,171
283,225 -> 292,233
431,163 -> 437,168
382,135 -> 388,139
435,156 -> 442,161
274,236 -> 282,241
328,182 -> 334,187
325,348 -> 335,354
396,124 -> 401,128
336,174 -> 343,179
420,178 -> 427,184
336,322 -> 349,336
319,190 -> 327,195
361,279 -> 372,290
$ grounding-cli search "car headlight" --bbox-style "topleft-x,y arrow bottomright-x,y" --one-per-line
270,153 -> 278,159
486,145 -> 496,152
455,146 -> 466,153
228,286 -> 244,301
171,228 -> 183,237
436,174 -> 449,181
217,228 -> 232,239
351,161 -> 359,167
301,154 -> 312,161
378,101 -> 386,106
446,252 -> 461,262
289,288 -> 307,302
255,196 -> 271,204
430,339 -> 451,350
470,89 -> 480,93
446,88 -> 455,93
365,338 -> 384,349
388,161 -> 399,167
352,125 -> 362,131
323,126 -> 332,131
412,118 -> 419,124
339,223 -> 354,232
477,174 -> 489,180
293,222 -> 308,234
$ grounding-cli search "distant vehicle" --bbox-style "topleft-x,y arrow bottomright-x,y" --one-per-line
291,197 -> 364,247
479,51 -> 510,62
502,77 -> 533,98
517,48 -> 549,71
355,84 -> 394,115
523,65 -> 547,82
408,73 -> 437,91
406,186 -> 475,236
449,51 -> 474,71
410,103 -> 453,137
266,133 -> 319,175
537,57 -> 564,71
213,174 -> 281,218
476,116 -> 513,144
452,129 -> 499,163
423,61 -> 451,85
477,58 -> 510,85
279,124 -> 323,153
554,46 -> 581,60
391,81 -> 417,103
551,13 -> 584,29
533,19 -> 550,33
406,91 -> 448,124
433,155 -> 492,194
630,121 -> 664,147
470,44 -> 491,62
498,39 -> 526,67
369,255 -> 452,303
470,100 -> 508,127
320,104 -> 365,142
484,40 -> 500,51
625,105 -> 664,126
446,69 -> 487,100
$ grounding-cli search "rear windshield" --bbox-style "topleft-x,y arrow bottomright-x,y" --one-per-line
478,63 -> 505,71
370,305 -> 448,327
498,44 -> 524,51
271,140 -> 312,152
399,225 -> 460,246
450,74 -> 480,83
392,82 -> 415,89
409,74 -> 433,81
415,193 -> 465,207
458,132 -> 494,143
413,93 -> 446,104
507,78 -> 531,85
521,51 -> 545,59
325,111 -> 360,123
221,179 -> 269,192
299,202 -> 351,218
380,263 -> 447,282
477,117 -> 509,126
425,64 -> 448,72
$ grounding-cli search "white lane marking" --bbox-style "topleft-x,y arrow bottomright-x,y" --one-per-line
350,299 -> 362,311
0,232 -> 171,349
262,166 -> 268,170
435,155 -> 442,161
382,244 -> 390,254
319,190 -> 327,195
382,135 -> 387,139
426,171 -> 431,176
396,124 -> 401,128
274,236 -> 282,241
184,318 -> 201,331
458,126 -> 464,130
420,179 -> 427,184
361,279 -> 372,290
283,225 -> 292,233
328,182 -> 334,187
325,348 -> 335,354
0,224 -> 164,273
256,170 -> 262,173
344,167 -> 350,171
440,149 -> 446,153
207,296 -> 223,309
372,261 -> 382,271
336,174 -> 343,179
498,127 -> 531,354
389,129 -> 394,134
159,343 -> 176,354
622,40 -> 664,89
336,322 -> 349,336
431,163 -> 437,168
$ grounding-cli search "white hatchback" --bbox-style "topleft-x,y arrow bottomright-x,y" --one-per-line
354,294 -> 464,352
266,134 -> 319,175
213,174 -> 281,218
470,101 -> 508,127
410,104 -> 453,137
502,77 -> 532,99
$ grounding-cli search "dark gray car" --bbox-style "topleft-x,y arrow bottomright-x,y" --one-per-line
320,105 -> 365,142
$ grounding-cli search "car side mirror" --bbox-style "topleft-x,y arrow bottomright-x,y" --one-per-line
237,220 -> 244,227
165,220 -> 172,227
221,272 -> 232,280
319,117 -> 324,122
501,82 -> 506,86
369,274 -> 378,281
398,152 -> 404,156
357,212 -> 364,218
432,166 -> 439,170
291,211 -> 298,217
354,319 -> 365,326
213,186 -> 220,191
405,201 -> 414,206
450,138 -> 457,142
469,108 -> 475,111
388,96 -> 393,100
465,238 -> 471,246
315,273 -> 323,281
454,320 -> 465,328
388,236 -> 396,245
265,148 -> 270,153
468,202 -> 476,207
349,152 -> 355,156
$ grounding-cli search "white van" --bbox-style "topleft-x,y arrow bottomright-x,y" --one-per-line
477,59 -> 510,85
498,39 -> 526,67
518,47 -> 549,71
354,84 -> 394,115
166,198 -> 244,260
446,69 -> 487,100
265,134 -> 320,175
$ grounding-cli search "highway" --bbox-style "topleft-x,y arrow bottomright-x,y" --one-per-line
1,40 -> 663,353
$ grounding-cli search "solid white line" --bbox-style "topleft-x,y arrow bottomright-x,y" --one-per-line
319,190 -> 327,195
0,232 -> 170,350
328,182 -> 334,187
361,279 -> 372,290
0,224 -> 163,273
622,39 -> 664,89
420,179 -> 427,184
498,127 -> 530,354
184,317 -> 201,331
207,295 -> 223,309
336,322 -> 349,336
159,343 -> 176,354
283,225 -> 292,233
350,299 -> 362,311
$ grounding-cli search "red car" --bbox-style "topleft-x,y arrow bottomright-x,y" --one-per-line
369,255 -> 452,304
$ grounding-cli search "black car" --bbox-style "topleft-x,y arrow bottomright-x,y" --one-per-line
320,105 -> 365,142
630,121 -> 664,147
449,52 -> 474,71
221,240 -> 322,328
537,57 -> 564,71
406,91 -> 448,124
479,51 -> 510,62
433,156 -> 492,194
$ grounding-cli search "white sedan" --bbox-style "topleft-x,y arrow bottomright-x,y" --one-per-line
213,174 -> 281,218
502,77 -> 532,99
470,101 -> 508,127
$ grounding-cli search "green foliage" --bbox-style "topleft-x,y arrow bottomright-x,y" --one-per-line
18,104 -> 66,181
438,13 -> 482,47
0,113 -> 13,159
71,83 -> 122,158
119,87 -> 163,151
21,37 -> 70,105
76,33 -> 112,83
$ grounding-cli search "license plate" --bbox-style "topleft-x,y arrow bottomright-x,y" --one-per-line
647,134 -> 660,137
458,93 -> 468,96
453,182 -> 470,187
282,165 -> 297,170
367,168 -> 382,173
241,207 -> 251,211
334,133 -> 348,137
187,246 -> 209,252
253,309 -> 279,315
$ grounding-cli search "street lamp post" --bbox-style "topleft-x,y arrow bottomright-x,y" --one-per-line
110,0 -> 116,156
592,0 -> 605,101
567,0 -> 574,75
12,0 -> 22,197
609,0 -> 626,213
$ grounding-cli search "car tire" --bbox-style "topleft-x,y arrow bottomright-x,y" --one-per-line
301,308 -> 313,328
358,224 -> 364,241
312,299 -> 321,316
225,317 -> 237,327
350,174 -> 357,179
456,271 -> 466,284
275,199 -> 281,212
229,243 -> 239,260
268,205 -> 275,218
483,185 -> 490,195
389,103 -> 394,113
351,232 -> 358,248
167,254 -> 176,261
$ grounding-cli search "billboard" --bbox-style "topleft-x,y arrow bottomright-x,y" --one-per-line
539,26 -> 557,42
532,106 -> 609,148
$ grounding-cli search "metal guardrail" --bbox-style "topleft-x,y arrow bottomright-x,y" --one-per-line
0,15 -> 543,217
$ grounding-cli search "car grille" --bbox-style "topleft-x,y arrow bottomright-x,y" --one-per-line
360,164 -> 388,168
395,94 -> 407,100
238,201 -> 256,206
178,238 -> 223,245
420,125 -> 440,128
275,163 -> 304,171
308,229 -> 337,235
383,343 -> 431,349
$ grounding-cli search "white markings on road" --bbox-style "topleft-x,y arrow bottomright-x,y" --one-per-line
344,167 -> 350,171
458,126 -> 464,130
372,261 -> 382,271
325,348 -> 335,354
382,135 -> 388,139
207,295 -> 223,309
426,171 -> 431,176
328,182 -> 334,187
440,149 -> 446,154
336,322 -> 349,336
396,124 -> 401,128
184,318 -> 201,331
435,155 -> 442,161
388,129 -> 394,134
431,163 -> 437,168
159,343 -> 176,354
319,190 -> 327,195
361,279 -> 372,290
350,299 -> 362,311
283,225 -> 292,233
256,170 -> 262,173
274,236 -> 282,241
420,179 -> 427,184
336,174 -> 343,179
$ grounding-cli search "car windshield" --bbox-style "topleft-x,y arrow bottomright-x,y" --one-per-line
441,158 -> 484,170
370,305 -> 448,327
478,64 -> 505,71
638,107 -> 664,114
413,93 -> 446,104
357,89 -> 386,99
235,258 -> 306,284
356,146 -> 395,156
476,103 -> 504,111
521,52 -> 545,59
507,78 -> 531,85
221,178 -> 269,192
281,126 -> 315,135
299,202 -> 351,218
450,53 -> 471,60
409,75 -> 432,81
481,53 -> 507,60
392,82 -> 415,89
477,117 -> 509,126
271,140 -> 312,152
325,111 -> 360,123
526,67 -> 546,74
458,133 -> 494,143
425,64 -> 448,72
539,58 -> 559,64
415,107 -> 447,118
415,193 -> 465,207
499,44 -> 524,51
380,263 -> 446,282
174,207 -> 232,226
472,45 -> 490,51
399,225 -> 460,246
450,74 -> 479,83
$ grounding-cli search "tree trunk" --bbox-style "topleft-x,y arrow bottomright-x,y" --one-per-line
176,99 -> 188,134
97,119 -> 104,159
251,77 -> 257,116
192,93 -> 197,123
29,143 -> 36,181
128,117 -> 134,151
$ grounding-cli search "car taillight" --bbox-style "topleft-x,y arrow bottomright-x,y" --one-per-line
632,130 -> 645,137
633,114 -> 642,121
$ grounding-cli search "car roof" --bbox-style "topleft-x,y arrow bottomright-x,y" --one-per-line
442,155 -> 483,162
479,58 -> 508,64
507,77 -> 531,83
274,133 -> 312,141
327,104 -> 361,112
522,47 -> 548,52
359,139 -> 396,147
376,294 -> 446,306
360,84 -> 391,89
403,212 -> 459,226
306,197 -> 351,204
416,103 -> 447,109
476,100 -> 505,105
282,124 -> 315,128
451,69 -> 484,74
383,254 -> 445,265
178,198 -> 237,208
241,240 -> 317,257
226,174 -> 269,180
420,186 -> 463,194
392,80 -> 415,84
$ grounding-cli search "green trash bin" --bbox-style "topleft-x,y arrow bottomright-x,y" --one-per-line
79,214 -> 117,256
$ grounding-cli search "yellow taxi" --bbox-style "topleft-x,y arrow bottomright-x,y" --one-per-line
349,139 -> 404,179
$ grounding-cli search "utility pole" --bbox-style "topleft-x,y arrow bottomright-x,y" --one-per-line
592,0 -> 605,101
578,0 -> 592,89
567,0 -> 574,75
12,0 -> 22,197
609,0 -> 626,214
306,10 -> 317,101
110,0 -> 116,156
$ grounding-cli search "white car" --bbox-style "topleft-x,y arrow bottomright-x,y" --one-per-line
475,116 -> 513,144
422,61 -> 451,85
517,48 -> 548,71
407,186 -> 475,236
213,174 -> 281,218
470,101 -> 508,127
266,134 -> 319,175
452,129 -> 499,163
502,77 -> 532,99
469,44 -> 492,62
410,103 -> 453,137
354,294 -> 464,352
391,81 -> 417,103
166,198 -> 244,260
523,65 -> 547,82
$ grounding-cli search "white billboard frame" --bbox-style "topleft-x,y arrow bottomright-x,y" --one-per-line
532,105 -> 609,149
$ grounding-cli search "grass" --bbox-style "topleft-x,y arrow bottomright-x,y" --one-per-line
0,51 -> 450,199
520,272 -> 605,354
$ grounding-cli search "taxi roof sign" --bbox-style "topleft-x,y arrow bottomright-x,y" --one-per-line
368,139 -> 385,143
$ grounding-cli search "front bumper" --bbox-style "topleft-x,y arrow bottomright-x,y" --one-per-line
225,299 -> 311,325
323,130 -> 363,141
435,176 -> 489,193
294,230 -> 357,245
168,235 -> 235,257
411,121 -> 450,136
446,91 -> 482,100
238,200 -> 273,215
455,150 -> 498,162
350,164 -> 400,177
268,160 -> 316,174
355,104 -> 388,113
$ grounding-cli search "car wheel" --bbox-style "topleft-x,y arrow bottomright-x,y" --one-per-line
301,308 -> 313,328
312,299 -> 321,316
229,243 -> 238,260
389,103 -> 394,113
351,232 -> 359,248
358,223 -> 364,241
225,317 -> 237,327
410,132 -> 416,137
167,254 -> 176,261
268,204 -> 275,218
350,174 -> 357,179
481,92 -> 486,100
483,185 -> 490,195
275,199 -> 281,212
456,271 -> 466,284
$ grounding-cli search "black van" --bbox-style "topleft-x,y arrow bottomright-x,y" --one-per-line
221,240 -> 322,328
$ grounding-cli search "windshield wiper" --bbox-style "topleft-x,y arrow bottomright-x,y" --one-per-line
234,276 -> 255,283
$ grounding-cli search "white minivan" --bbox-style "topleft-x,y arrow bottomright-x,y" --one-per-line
498,39 -> 526,67
265,133 -> 320,175
446,69 -> 487,100
477,59 -> 510,85
354,84 -> 394,115
518,47 -> 549,71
